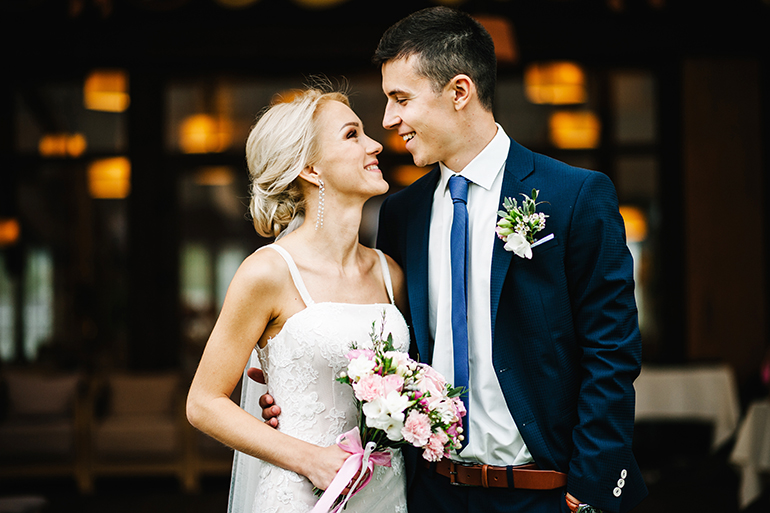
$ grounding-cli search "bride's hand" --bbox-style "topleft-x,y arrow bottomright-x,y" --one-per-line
305,444 -> 352,491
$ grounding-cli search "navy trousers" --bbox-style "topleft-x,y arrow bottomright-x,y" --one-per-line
408,463 -> 572,513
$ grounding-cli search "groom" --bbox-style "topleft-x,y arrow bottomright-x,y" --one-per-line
260,6 -> 647,513
372,7 -> 646,513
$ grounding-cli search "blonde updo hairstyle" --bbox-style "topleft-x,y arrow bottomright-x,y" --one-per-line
246,87 -> 350,239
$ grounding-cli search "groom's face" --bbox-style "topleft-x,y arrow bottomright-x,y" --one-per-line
381,56 -> 458,169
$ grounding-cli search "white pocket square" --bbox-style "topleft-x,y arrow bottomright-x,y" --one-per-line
531,233 -> 555,248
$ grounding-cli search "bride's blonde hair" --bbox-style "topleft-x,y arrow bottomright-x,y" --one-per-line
246,86 -> 350,239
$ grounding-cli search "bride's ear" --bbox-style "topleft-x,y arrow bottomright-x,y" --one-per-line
298,165 -> 322,188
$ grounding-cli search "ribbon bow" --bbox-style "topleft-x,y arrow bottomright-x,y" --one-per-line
310,427 -> 392,513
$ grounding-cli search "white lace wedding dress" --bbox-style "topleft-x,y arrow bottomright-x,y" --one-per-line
228,244 -> 409,513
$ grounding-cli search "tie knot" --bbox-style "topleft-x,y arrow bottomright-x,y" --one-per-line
448,174 -> 469,204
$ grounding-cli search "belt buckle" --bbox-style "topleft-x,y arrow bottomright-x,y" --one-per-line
448,460 -> 475,487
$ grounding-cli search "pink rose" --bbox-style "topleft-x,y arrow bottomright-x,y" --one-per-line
381,374 -> 405,395
402,411 -> 432,447
415,365 -> 448,408
420,364 -> 447,389
353,374 -> 384,402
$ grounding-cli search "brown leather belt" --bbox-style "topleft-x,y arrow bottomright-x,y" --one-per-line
423,459 -> 567,490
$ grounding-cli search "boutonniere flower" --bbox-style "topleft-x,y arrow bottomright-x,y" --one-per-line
496,189 -> 549,259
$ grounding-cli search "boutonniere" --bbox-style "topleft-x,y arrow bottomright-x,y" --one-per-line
496,189 -> 549,259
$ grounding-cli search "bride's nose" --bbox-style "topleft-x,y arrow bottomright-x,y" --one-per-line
367,136 -> 383,156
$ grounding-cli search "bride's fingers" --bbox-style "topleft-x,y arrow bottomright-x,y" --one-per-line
342,468 -> 372,494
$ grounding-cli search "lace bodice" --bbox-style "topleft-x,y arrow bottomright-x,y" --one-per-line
229,244 -> 409,513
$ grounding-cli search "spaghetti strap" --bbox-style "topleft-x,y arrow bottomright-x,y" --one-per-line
374,249 -> 395,305
258,244 -> 315,306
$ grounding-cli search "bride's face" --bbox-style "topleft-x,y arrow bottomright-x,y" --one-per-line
312,100 -> 388,201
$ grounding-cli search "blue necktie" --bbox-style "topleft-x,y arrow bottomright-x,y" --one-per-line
448,174 -> 470,449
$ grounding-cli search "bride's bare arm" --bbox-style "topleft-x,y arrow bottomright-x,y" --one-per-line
186,249 -> 349,489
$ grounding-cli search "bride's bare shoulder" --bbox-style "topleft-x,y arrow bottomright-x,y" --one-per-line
231,245 -> 289,294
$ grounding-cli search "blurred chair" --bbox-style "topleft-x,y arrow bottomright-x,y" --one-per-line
731,399 -> 770,509
0,496 -> 47,513
635,363 -> 741,450
633,363 -> 742,491
0,368 -> 89,492
86,371 -> 195,491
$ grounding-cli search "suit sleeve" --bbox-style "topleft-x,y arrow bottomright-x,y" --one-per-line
564,171 -> 643,512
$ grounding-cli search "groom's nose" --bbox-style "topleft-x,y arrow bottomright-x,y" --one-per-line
382,102 -> 399,130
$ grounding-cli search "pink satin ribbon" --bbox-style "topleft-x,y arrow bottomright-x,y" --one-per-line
310,427 -> 392,513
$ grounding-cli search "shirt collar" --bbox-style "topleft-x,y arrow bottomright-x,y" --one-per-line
438,124 -> 510,194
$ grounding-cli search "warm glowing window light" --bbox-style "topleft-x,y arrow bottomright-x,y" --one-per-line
392,165 -> 428,187
88,157 -> 131,199
84,69 -> 130,112
0,218 -> 20,247
179,114 -> 233,154
525,62 -> 587,105
619,205 -> 648,243
194,166 -> 235,186
385,131 -> 409,154
38,133 -> 87,158
549,111 -> 601,149
474,15 -> 517,64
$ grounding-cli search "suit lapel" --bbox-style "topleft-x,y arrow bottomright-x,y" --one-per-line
406,167 -> 440,364
490,139 -> 535,342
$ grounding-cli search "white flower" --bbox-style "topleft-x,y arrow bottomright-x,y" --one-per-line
434,399 -> 459,425
504,232 -> 533,259
347,355 -> 376,381
362,390 -> 411,441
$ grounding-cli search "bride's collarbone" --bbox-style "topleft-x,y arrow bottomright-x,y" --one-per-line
291,257 -> 388,304
303,276 -> 390,305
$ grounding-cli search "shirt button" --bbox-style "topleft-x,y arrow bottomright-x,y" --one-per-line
613,487 -> 622,497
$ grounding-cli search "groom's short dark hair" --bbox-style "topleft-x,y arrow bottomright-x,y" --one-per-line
373,6 -> 497,112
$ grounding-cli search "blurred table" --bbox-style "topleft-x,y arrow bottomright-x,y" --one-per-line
634,364 -> 741,450
730,399 -> 770,509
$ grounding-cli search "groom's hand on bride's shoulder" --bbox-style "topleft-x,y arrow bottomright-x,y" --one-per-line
247,367 -> 281,428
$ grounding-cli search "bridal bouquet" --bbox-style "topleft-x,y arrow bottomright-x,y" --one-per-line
339,314 -> 466,461
311,312 -> 465,512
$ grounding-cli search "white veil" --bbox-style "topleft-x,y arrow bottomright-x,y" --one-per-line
228,349 -> 266,513
229,213 -> 301,513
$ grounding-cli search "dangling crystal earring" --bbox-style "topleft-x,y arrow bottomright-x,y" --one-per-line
315,179 -> 325,230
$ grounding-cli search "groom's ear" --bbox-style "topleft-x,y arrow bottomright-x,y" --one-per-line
448,74 -> 474,111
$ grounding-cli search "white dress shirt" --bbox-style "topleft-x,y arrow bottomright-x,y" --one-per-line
428,124 -> 533,466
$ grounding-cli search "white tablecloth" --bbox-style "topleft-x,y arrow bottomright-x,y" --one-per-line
730,399 -> 770,509
634,364 -> 741,450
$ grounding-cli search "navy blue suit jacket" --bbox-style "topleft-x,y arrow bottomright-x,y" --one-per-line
376,138 -> 647,513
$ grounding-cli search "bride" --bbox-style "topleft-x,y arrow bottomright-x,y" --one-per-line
186,86 -> 409,513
